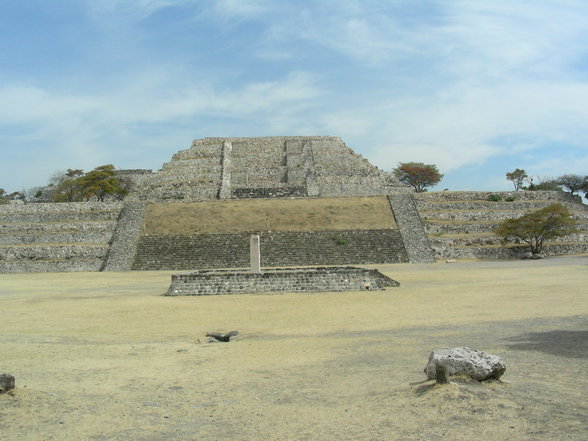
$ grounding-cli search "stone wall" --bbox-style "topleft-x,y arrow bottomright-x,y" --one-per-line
0,202 -> 123,273
416,191 -> 588,259
415,191 -> 577,203
101,202 -> 147,271
231,187 -> 307,199
131,229 -> 409,271
388,194 -> 435,263
166,267 -> 399,296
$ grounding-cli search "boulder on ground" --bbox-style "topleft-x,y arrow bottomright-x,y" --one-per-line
424,347 -> 506,381
0,374 -> 15,392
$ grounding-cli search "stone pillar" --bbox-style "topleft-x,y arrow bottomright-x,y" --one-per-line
250,235 -> 261,273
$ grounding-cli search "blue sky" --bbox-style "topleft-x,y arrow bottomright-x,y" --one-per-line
1,0 -> 587,193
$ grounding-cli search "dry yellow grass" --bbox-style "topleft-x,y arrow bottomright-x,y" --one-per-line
142,196 -> 395,235
1,256 -> 587,440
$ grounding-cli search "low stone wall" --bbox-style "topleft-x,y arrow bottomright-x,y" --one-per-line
0,232 -> 113,245
0,259 -> 106,273
132,229 -> 409,271
165,267 -> 399,296
416,200 -> 583,211
415,190 -> 577,203
0,221 -> 117,234
231,187 -> 307,199
0,244 -> 109,260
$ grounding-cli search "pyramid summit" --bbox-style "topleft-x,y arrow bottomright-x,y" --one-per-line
132,136 -> 408,201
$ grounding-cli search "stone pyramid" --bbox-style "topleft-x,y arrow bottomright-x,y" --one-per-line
133,136 -> 407,200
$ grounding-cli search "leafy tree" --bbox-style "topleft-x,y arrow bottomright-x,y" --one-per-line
392,162 -> 443,192
557,174 -> 587,195
506,168 -> 528,191
77,164 -> 127,201
0,188 -> 6,204
494,203 -> 577,255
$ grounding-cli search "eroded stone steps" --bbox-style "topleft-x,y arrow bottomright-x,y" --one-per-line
415,192 -> 588,259
0,258 -> 106,273
0,202 -> 122,273
0,220 -> 117,234
0,244 -> 109,260
0,232 -> 114,245
416,200 -> 583,211
429,232 -> 588,247
434,242 -> 588,260
420,209 -> 588,222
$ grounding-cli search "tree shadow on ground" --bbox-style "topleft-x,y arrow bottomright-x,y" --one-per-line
504,330 -> 588,359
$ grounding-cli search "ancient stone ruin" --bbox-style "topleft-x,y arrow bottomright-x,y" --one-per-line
166,266 -> 399,296
1,135 -> 587,274
132,136 -> 407,201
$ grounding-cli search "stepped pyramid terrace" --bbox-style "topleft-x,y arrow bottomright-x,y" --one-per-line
1,136 -> 587,273
130,136 -> 408,201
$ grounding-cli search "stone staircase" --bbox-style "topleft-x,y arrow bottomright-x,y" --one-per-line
415,191 -> 588,259
130,136 -> 408,201
0,202 -> 123,273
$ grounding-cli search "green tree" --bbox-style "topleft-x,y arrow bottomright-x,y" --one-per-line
392,162 -> 443,192
77,164 -> 127,201
506,168 -> 528,191
494,203 -> 577,255
557,174 -> 587,195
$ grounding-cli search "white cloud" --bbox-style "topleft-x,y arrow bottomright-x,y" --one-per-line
2,0 -> 588,192
0,69 -> 322,186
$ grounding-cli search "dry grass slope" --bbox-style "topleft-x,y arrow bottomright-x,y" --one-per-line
142,196 -> 396,235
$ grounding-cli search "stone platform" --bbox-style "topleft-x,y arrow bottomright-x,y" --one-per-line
165,266 -> 399,296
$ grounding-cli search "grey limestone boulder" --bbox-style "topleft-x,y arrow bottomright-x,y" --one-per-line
424,347 -> 506,381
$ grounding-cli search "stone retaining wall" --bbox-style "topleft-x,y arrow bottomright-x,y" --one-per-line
415,191 -> 577,202
415,200 -> 583,211
0,232 -> 113,245
418,191 -> 588,259
0,259 -> 107,273
231,187 -> 307,199
433,243 -> 588,260
166,267 -> 399,296
0,202 -> 123,273
101,202 -> 147,271
131,229 -> 408,271
388,194 -> 435,263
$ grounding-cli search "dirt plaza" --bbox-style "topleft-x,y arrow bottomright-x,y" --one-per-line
1,256 -> 586,440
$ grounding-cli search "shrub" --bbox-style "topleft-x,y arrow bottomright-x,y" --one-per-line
487,194 -> 502,202
331,235 -> 348,246
494,203 -> 577,255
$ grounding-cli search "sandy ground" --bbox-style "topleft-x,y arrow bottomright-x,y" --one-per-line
1,256 -> 587,441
